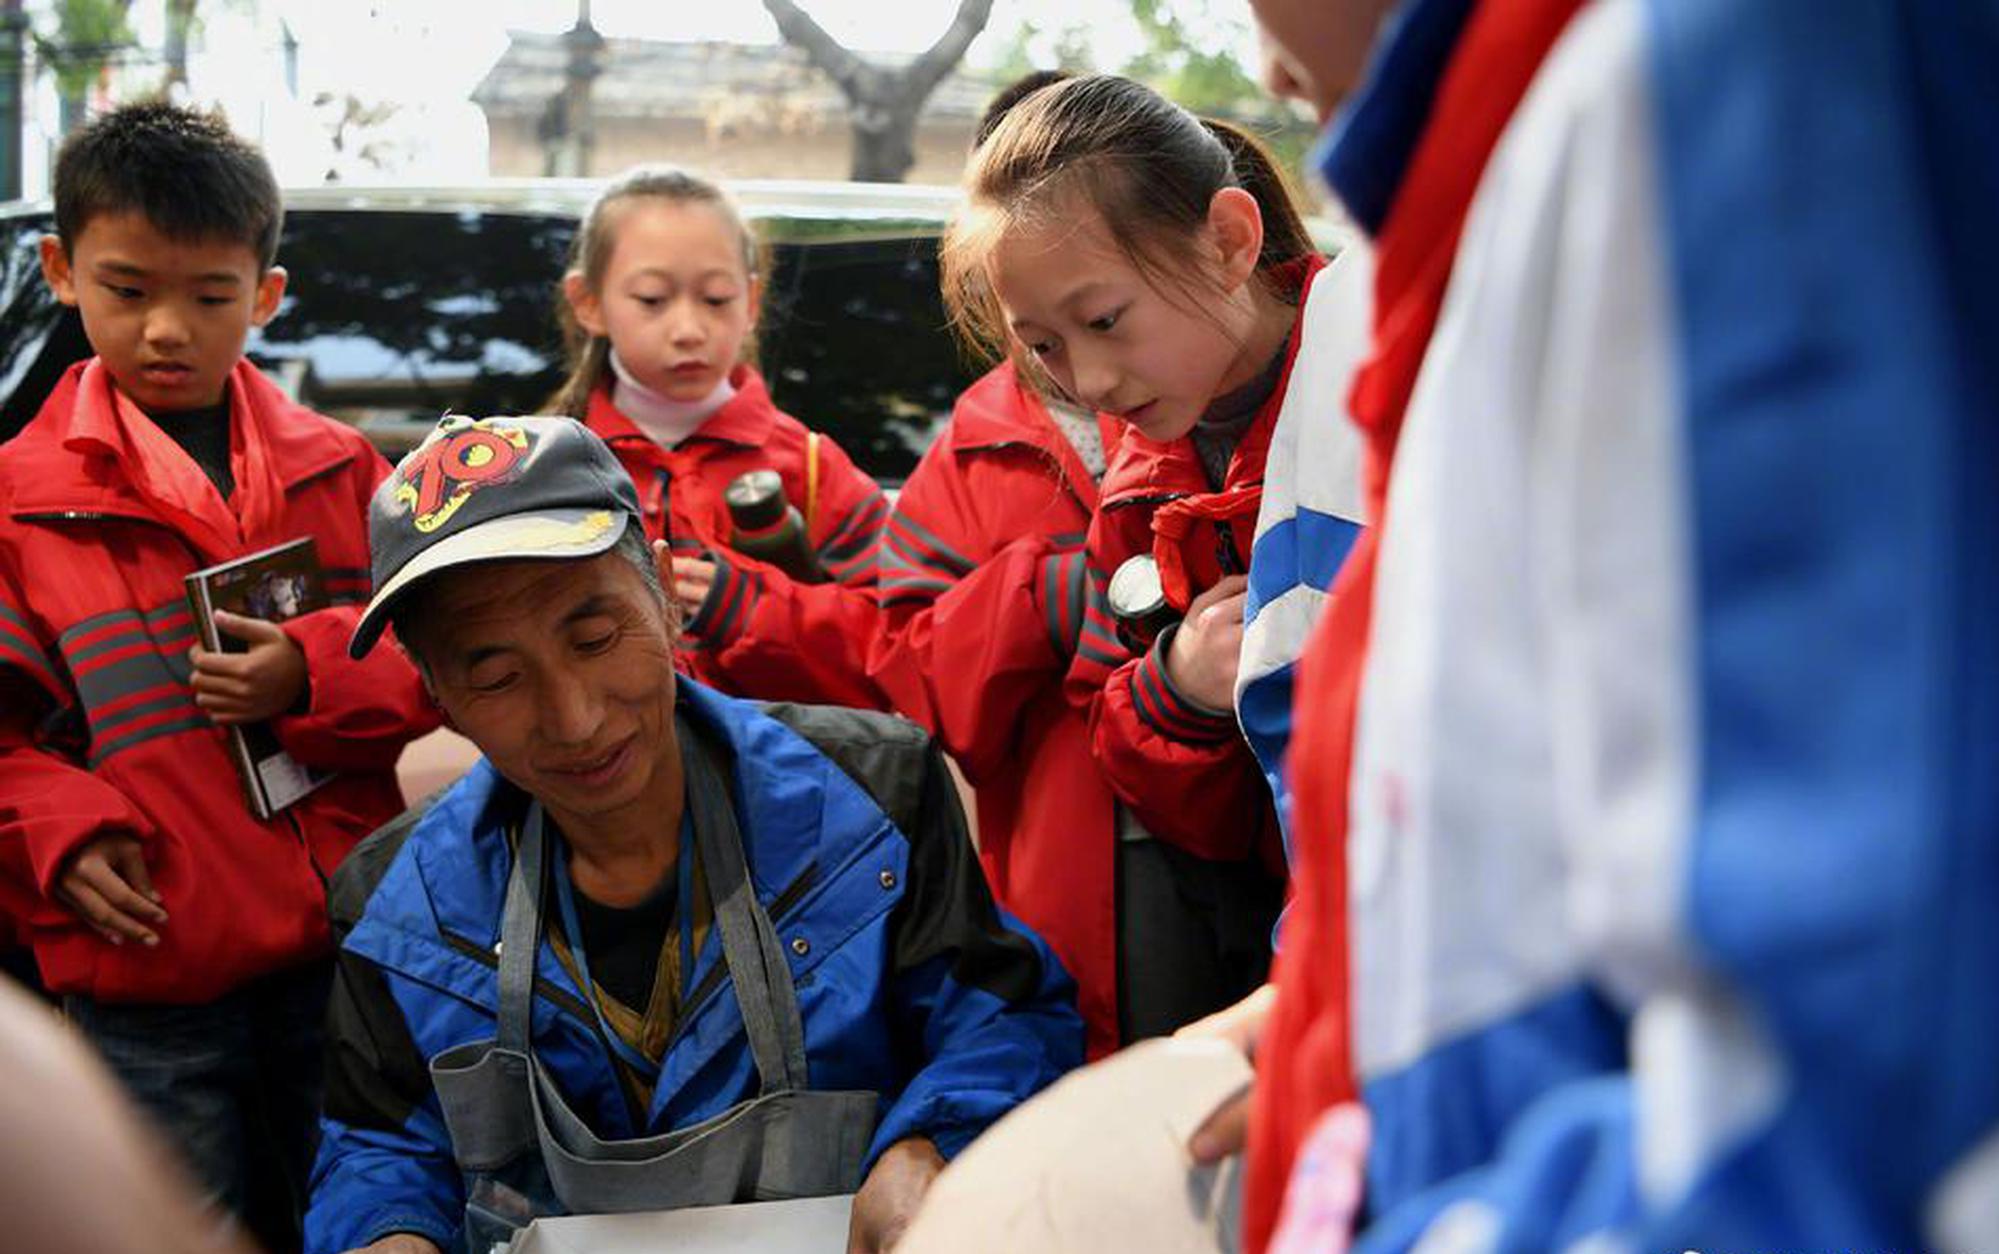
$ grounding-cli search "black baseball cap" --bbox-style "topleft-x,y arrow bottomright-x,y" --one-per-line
349,415 -> 643,659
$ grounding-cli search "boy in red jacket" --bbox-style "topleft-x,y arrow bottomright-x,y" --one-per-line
0,102 -> 436,1250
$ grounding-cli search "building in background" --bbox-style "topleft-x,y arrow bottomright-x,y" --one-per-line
473,31 -> 996,185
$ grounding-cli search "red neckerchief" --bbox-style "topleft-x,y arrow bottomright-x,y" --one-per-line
62,358 -> 290,563
1245,2 -> 1590,1251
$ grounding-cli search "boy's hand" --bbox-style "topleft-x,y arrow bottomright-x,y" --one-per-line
54,832 -> 166,947
190,610 -> 307,725
1164,575 -> 1249,712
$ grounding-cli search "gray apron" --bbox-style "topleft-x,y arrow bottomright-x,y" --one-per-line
428,726 -> 879,1251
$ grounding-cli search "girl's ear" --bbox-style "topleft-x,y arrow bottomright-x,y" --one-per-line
563,270 -> 606,337
744,272 -> 764,329
1206,187 -> 1267,291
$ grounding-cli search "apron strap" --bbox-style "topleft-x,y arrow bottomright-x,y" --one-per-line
498,803 -> 550,1057
680,716 -> 812,1095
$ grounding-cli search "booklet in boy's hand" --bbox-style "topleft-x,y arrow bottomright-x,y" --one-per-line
183,537 -> 334,821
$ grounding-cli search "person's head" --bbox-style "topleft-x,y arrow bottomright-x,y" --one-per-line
352,416 -> 679,830
1246,0 -> 1398,122
973,69 -> 1073,151
0,976 -> 255,1254
940,75 -> 1315,444
37,100 -> 286,416
552,166 -> 763,418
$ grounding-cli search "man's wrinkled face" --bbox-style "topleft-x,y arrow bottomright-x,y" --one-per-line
411,548 -> 679,828
1248,0 -> 1398,122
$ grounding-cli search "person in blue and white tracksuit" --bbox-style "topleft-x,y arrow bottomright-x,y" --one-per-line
1240,0 -> 1999,1249
1232,240 -> 1368,847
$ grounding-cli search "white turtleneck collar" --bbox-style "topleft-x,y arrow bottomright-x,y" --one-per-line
608,349 -> 737,449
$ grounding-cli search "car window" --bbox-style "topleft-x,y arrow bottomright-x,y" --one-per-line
1,202 -> 969,482
247,209 -> 577,456
760,234 -> 972,483
0,211 -> 78,441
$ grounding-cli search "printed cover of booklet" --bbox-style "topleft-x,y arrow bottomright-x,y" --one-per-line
183,537 -> 331,820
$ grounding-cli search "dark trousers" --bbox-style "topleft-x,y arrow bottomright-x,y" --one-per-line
65,959 -> 334,1254
1116,837 -> 1283,1041
1,945 -> 45,998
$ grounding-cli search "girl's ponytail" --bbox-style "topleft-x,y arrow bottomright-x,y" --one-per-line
547,334 -> 609,421
1200,117 -> 1315,272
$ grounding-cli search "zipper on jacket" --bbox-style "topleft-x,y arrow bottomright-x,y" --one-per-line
14,509 -> 154,525
1102,489 -> 1189,513
287,809 -> 331,897
437,927 -> 599,1025
17,510 -> 215,570
668,860 -> 819,1050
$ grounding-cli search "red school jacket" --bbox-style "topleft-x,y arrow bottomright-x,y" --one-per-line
1064,258 -> 1328,872
868,362 -> 1124,1057
0,359 -> 438,1004
583,367 -> 890,709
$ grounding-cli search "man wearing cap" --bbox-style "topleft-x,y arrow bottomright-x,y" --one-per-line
303,416 -> 1084,1254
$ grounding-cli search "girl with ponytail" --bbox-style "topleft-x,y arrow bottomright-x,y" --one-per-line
551,166 -> 891,709
938,74 -> 1367,1039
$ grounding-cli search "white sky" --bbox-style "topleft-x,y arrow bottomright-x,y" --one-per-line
272,0 -> 1254,110
19,0 -> 1262,190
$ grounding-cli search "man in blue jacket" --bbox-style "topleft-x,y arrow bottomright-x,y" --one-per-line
305,415 -> 1083,1254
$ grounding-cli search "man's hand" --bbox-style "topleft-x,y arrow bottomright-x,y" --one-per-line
1164,574 -> 1249,712
189,611 -> 307,725
1178,983 -> 1276,1163
53,832 -> 165,947
847,1136 -> 944,1253
345,1236 -> 442,1254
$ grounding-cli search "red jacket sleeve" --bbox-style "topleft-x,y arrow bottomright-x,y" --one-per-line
1066,524 -> 1277,863
270,448 -> 439,772
685,435 -> 892,709
0,715 -> 157,906
272,608 -> 439,773
0,579 -> 154,908
866,436 -> 1088,784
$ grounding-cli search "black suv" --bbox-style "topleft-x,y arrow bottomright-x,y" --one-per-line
0,181 -> 977,483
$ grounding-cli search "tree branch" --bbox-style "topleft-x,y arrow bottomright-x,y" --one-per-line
762,0 -> 865,96
906,0 -> 994,97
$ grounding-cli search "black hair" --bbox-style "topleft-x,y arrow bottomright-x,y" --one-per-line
546,165 -> 764,419
973,69 -> 1074,151
52,99 -> 283,268
943,74 -> 1315,366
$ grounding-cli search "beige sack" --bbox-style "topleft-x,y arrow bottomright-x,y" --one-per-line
898,1037 -> 1252,1254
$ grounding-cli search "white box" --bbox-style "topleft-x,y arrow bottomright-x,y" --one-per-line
508,1195 -> 854,1254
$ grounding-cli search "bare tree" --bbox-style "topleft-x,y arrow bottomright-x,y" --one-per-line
313,90 -> 401,183
763,0 -> 992,183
